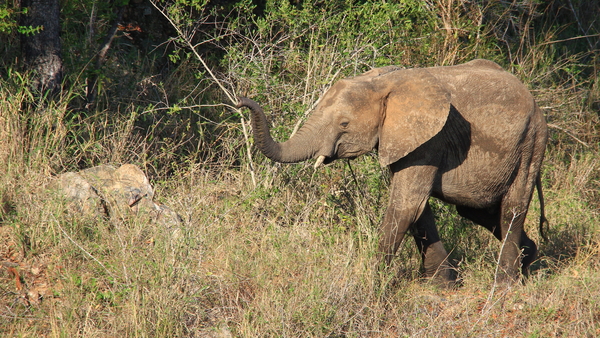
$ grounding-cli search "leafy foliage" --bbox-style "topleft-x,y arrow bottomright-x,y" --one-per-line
0,5 -> 39,34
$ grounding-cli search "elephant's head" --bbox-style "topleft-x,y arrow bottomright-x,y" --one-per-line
237,67 -> 451,168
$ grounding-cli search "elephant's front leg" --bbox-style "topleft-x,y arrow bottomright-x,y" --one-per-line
413,202 -> 455,283
378,166 -> 438,266
379,202 -> 415,266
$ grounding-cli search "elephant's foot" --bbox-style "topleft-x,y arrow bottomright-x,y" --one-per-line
520,235 -> 538,277
493,233 -> 537,285
423,241 -> 457,287
493,256 -> 525,285
493,270 -> 522,286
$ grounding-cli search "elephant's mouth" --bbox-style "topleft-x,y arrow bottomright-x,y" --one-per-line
314,142 -> 361,168
314,155 -> 336,168
323,156 -> 336,164
314,154 -> 358,168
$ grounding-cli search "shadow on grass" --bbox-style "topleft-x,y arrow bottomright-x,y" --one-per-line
532,222 -> 593,277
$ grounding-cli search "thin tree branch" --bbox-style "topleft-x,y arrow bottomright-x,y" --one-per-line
547,123 -> 589,147
52,215 -> 117,281
150,1 -> 258,187
536,33 -> 600,47
150,2 -> 235,103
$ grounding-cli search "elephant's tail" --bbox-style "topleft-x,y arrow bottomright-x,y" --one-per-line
536,173 -> 549,241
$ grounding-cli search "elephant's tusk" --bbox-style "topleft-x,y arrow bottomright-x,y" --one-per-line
314,155 -> 326,169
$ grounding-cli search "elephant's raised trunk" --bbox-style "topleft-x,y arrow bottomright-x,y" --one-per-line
236,97 -> 319,164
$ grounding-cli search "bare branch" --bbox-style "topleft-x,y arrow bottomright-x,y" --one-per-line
547,123 -> 590,147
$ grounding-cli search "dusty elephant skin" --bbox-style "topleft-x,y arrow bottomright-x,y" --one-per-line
237,59 -> 548,285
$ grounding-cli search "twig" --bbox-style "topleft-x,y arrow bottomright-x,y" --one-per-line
86,5 -> 125,109
490,209 -> 519,297
547,123 -> 589,147
469,209 -> 520,333
52,215 -> 116,281
150,1 -> 257,187
240,116 -> 257,186
567,0 -> 595,50
291,99 -> 320,137
150,2 -> 235,104
536,33 -> 600,47
141,103 -> 236,113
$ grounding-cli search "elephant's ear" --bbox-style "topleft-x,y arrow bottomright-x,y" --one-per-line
378,69 -> 451,167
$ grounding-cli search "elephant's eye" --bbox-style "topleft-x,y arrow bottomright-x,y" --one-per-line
340,121 -> 349,128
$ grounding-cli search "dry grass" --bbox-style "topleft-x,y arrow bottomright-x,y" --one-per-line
1,125 -> 599,337
1,1 -> 600,336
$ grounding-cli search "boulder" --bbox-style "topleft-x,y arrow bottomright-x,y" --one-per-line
57,164 -> 181,229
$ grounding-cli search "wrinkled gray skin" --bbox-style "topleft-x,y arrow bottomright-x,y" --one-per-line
237,59 -> 548,284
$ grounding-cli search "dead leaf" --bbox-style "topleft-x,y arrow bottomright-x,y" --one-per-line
7,266 -> 22,291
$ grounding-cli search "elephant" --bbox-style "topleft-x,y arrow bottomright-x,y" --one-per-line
236,59 -> 548,284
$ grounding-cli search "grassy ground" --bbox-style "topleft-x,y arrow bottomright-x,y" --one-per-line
1,1 -> 600,337
1,166 -> 599,337
0,100 -> 599,336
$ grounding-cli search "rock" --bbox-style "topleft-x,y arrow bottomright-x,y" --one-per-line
58,171 -> 104,217
56,164 -> 181,229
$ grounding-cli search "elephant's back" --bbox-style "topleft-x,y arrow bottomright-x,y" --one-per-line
430,62 -> 538,140
429,61 -> 546,207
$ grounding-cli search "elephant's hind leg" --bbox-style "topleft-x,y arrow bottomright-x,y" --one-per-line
456,204 -> 537,279
519,233 -> 537,276
495,137 -> 543,283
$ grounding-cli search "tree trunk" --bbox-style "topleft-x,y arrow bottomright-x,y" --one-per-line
20,0 -> 63,96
